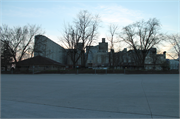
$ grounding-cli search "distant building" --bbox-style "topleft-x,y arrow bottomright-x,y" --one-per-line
86,45 -> 98,67
34,35 -> 66,64
66,43 -> 84,68
169,59 -> 179,70
145,50 -> 167,70
110,47 -> 167,70
86,38 -> 109,67
99,38 -> 108,52
32,35 -> 168,70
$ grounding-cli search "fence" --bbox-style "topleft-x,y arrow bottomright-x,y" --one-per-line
2,69 -> 179,74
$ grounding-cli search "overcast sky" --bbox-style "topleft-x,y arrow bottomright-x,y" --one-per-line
1,0 -> 179,57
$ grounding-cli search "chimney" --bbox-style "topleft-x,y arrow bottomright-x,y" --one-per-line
163,51 -> 166,59
111,49 -> 114,53
124,48 -> 127,52
102,38 -> 105,43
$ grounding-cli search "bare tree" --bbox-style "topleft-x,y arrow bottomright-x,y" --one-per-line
0,24 -> 44,64
119,18 -> 165,68
75,10 -> 101,68
60,10 -> 101,68
167,33 -> 180,59
60,25 -> 82,68
150,54 -> 158,70
1,41 -> 13,71
107,24 -> 119,50
106,24 -> 119,68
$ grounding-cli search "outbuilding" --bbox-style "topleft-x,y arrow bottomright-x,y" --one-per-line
16,55 -> 65,73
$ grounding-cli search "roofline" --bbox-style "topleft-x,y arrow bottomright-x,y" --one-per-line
35,35 -> 64,49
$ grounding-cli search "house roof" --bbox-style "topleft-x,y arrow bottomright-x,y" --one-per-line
16,55 -> 65,66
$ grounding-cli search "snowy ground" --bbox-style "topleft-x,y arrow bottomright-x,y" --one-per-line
1,74 -> 179,118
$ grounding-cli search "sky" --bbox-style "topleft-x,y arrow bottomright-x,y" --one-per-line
0,0 -> 179,58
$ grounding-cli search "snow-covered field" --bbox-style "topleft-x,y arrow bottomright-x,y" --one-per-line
1,74 -> 179,118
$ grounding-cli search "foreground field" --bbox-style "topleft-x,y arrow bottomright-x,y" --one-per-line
1,74 -> 179,118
